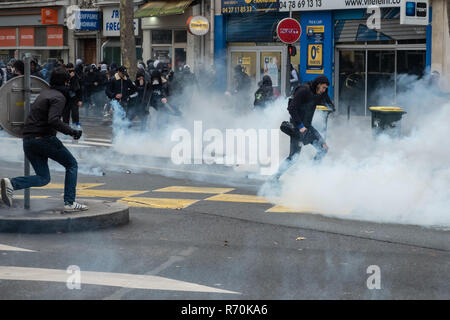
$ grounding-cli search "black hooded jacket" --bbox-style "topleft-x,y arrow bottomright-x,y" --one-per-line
105,72 -> 136,101
22,87 -> 76,138
288,75 -> 331,129
148,70 -> 167,110
254,75 -> 274,108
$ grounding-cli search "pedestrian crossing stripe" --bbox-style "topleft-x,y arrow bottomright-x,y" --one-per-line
204,194 -> 271,204
119,197 -> 199,209
153,186 -> 235,194
76,190 -> 148,198
33,183 -> 105,190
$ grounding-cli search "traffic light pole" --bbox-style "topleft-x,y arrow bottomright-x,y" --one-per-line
23,54 -> 31,209
285,8 -> 293,98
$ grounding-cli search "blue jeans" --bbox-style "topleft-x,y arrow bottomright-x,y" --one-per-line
10,136 -> 78,204
274,126 -> 328,179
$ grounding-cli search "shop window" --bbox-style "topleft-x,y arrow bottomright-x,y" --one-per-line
152,30 -> 172,44
35,27 -> 46,47
174,30 -> 187,43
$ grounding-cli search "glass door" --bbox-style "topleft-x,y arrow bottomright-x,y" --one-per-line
338,50 -> 366,116
367,50 -> 396,108
228,46 -> 287,96
260,52 -> 282,94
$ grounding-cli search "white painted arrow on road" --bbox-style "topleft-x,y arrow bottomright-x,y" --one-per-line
0,266 -> 240,295
0,244 -> 36,252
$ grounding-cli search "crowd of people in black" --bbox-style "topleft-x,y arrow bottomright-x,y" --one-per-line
0,57 -> 222,131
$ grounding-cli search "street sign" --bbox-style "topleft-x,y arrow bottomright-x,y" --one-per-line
0,75 -> 49,139
400,0 -> 429,25
277,18 -> 302,44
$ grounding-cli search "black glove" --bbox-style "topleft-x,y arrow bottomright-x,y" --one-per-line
72,130 -> 82,140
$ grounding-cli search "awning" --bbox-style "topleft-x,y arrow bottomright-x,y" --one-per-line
134,0 -> 194,18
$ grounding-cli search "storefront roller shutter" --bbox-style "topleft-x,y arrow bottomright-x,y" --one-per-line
226,12 -> 288,42
335,19 -> 427,42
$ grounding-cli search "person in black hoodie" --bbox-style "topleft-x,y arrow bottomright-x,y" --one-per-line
127,69 -> 150,130
84,65 -> 100,112
148,69 -> 169,128
105,66 -> 136,117
105,66 -> 136,103
253,75 -> 279,109
62,63 -> 82,128
0,67 -> 87,212
273,75 -> 334,180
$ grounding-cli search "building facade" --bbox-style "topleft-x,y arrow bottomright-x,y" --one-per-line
213,0 -> 450,114
0,0 -> 70,65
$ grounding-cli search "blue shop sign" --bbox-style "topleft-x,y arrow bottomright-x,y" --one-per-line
75,10 -> 100,31
222,0 -> 279,15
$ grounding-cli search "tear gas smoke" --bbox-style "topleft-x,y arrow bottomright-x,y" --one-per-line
0,70 -> 448,228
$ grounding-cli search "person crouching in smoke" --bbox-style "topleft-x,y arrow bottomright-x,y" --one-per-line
273,75 -> 333,180
1,67 -> 87,212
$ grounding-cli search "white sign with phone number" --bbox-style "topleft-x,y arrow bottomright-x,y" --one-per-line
279,0 -> 401,12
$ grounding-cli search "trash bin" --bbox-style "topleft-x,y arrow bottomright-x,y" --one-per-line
315,105 -> 333,139
369,106 -> 406,137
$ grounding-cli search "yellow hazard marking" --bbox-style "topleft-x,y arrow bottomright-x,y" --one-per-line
154,186 -> 235,194
266,205 -> 352,215
204,194 -> 270,204
75,190 -> 148,198
119,197 -> 199,209
33,183 -> 105,190
14,195 -> 51,199
265,205 -> 310,213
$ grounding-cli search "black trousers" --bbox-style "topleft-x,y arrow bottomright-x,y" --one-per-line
63,99 -> 79,125
275,126 -> 328,179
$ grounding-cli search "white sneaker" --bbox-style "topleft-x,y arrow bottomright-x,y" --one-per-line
64,201 -> 88,213
1,178 -> 13,207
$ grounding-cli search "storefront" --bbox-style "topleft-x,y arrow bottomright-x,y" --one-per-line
216,0 -> 432,112
99,5 -> 143,65
0,7 -> 68,65
72,9 -> 101,65
136,0 -> 201,71
220,4 -> 299,96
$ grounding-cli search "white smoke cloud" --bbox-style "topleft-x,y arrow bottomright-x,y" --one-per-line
1,71 -> 448,229
260,74 -> 450,228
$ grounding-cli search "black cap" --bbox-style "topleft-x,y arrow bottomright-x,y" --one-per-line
118,66 -> 128,76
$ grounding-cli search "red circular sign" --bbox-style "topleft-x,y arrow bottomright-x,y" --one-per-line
277,18 -> 301,44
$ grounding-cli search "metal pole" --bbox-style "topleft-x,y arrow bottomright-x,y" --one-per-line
24,53 -> 31,209
286,8 -> 293,97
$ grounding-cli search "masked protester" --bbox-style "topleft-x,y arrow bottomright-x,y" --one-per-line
253,75 -> 280,109
105,66 -> 136,116
273,75 -> 334,181
62,63 -> 82,129
147,70 -> 169,129
1,67 -> 88,212
126,69 -> 151,130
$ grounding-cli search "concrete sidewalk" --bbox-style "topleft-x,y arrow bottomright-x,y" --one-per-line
0,198 -> 129,233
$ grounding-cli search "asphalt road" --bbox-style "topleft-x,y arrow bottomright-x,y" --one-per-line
0,116 -> 449,300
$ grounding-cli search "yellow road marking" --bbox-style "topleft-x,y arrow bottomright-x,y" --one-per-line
153,186 -> 235,194
266,205 -> 351,215
33,183 -> 104,190
265,205 -> 310,213
119,197 -> 198,209
204,194 -> 270,204
76,190 -> 148,198
14,195 -> 51,199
